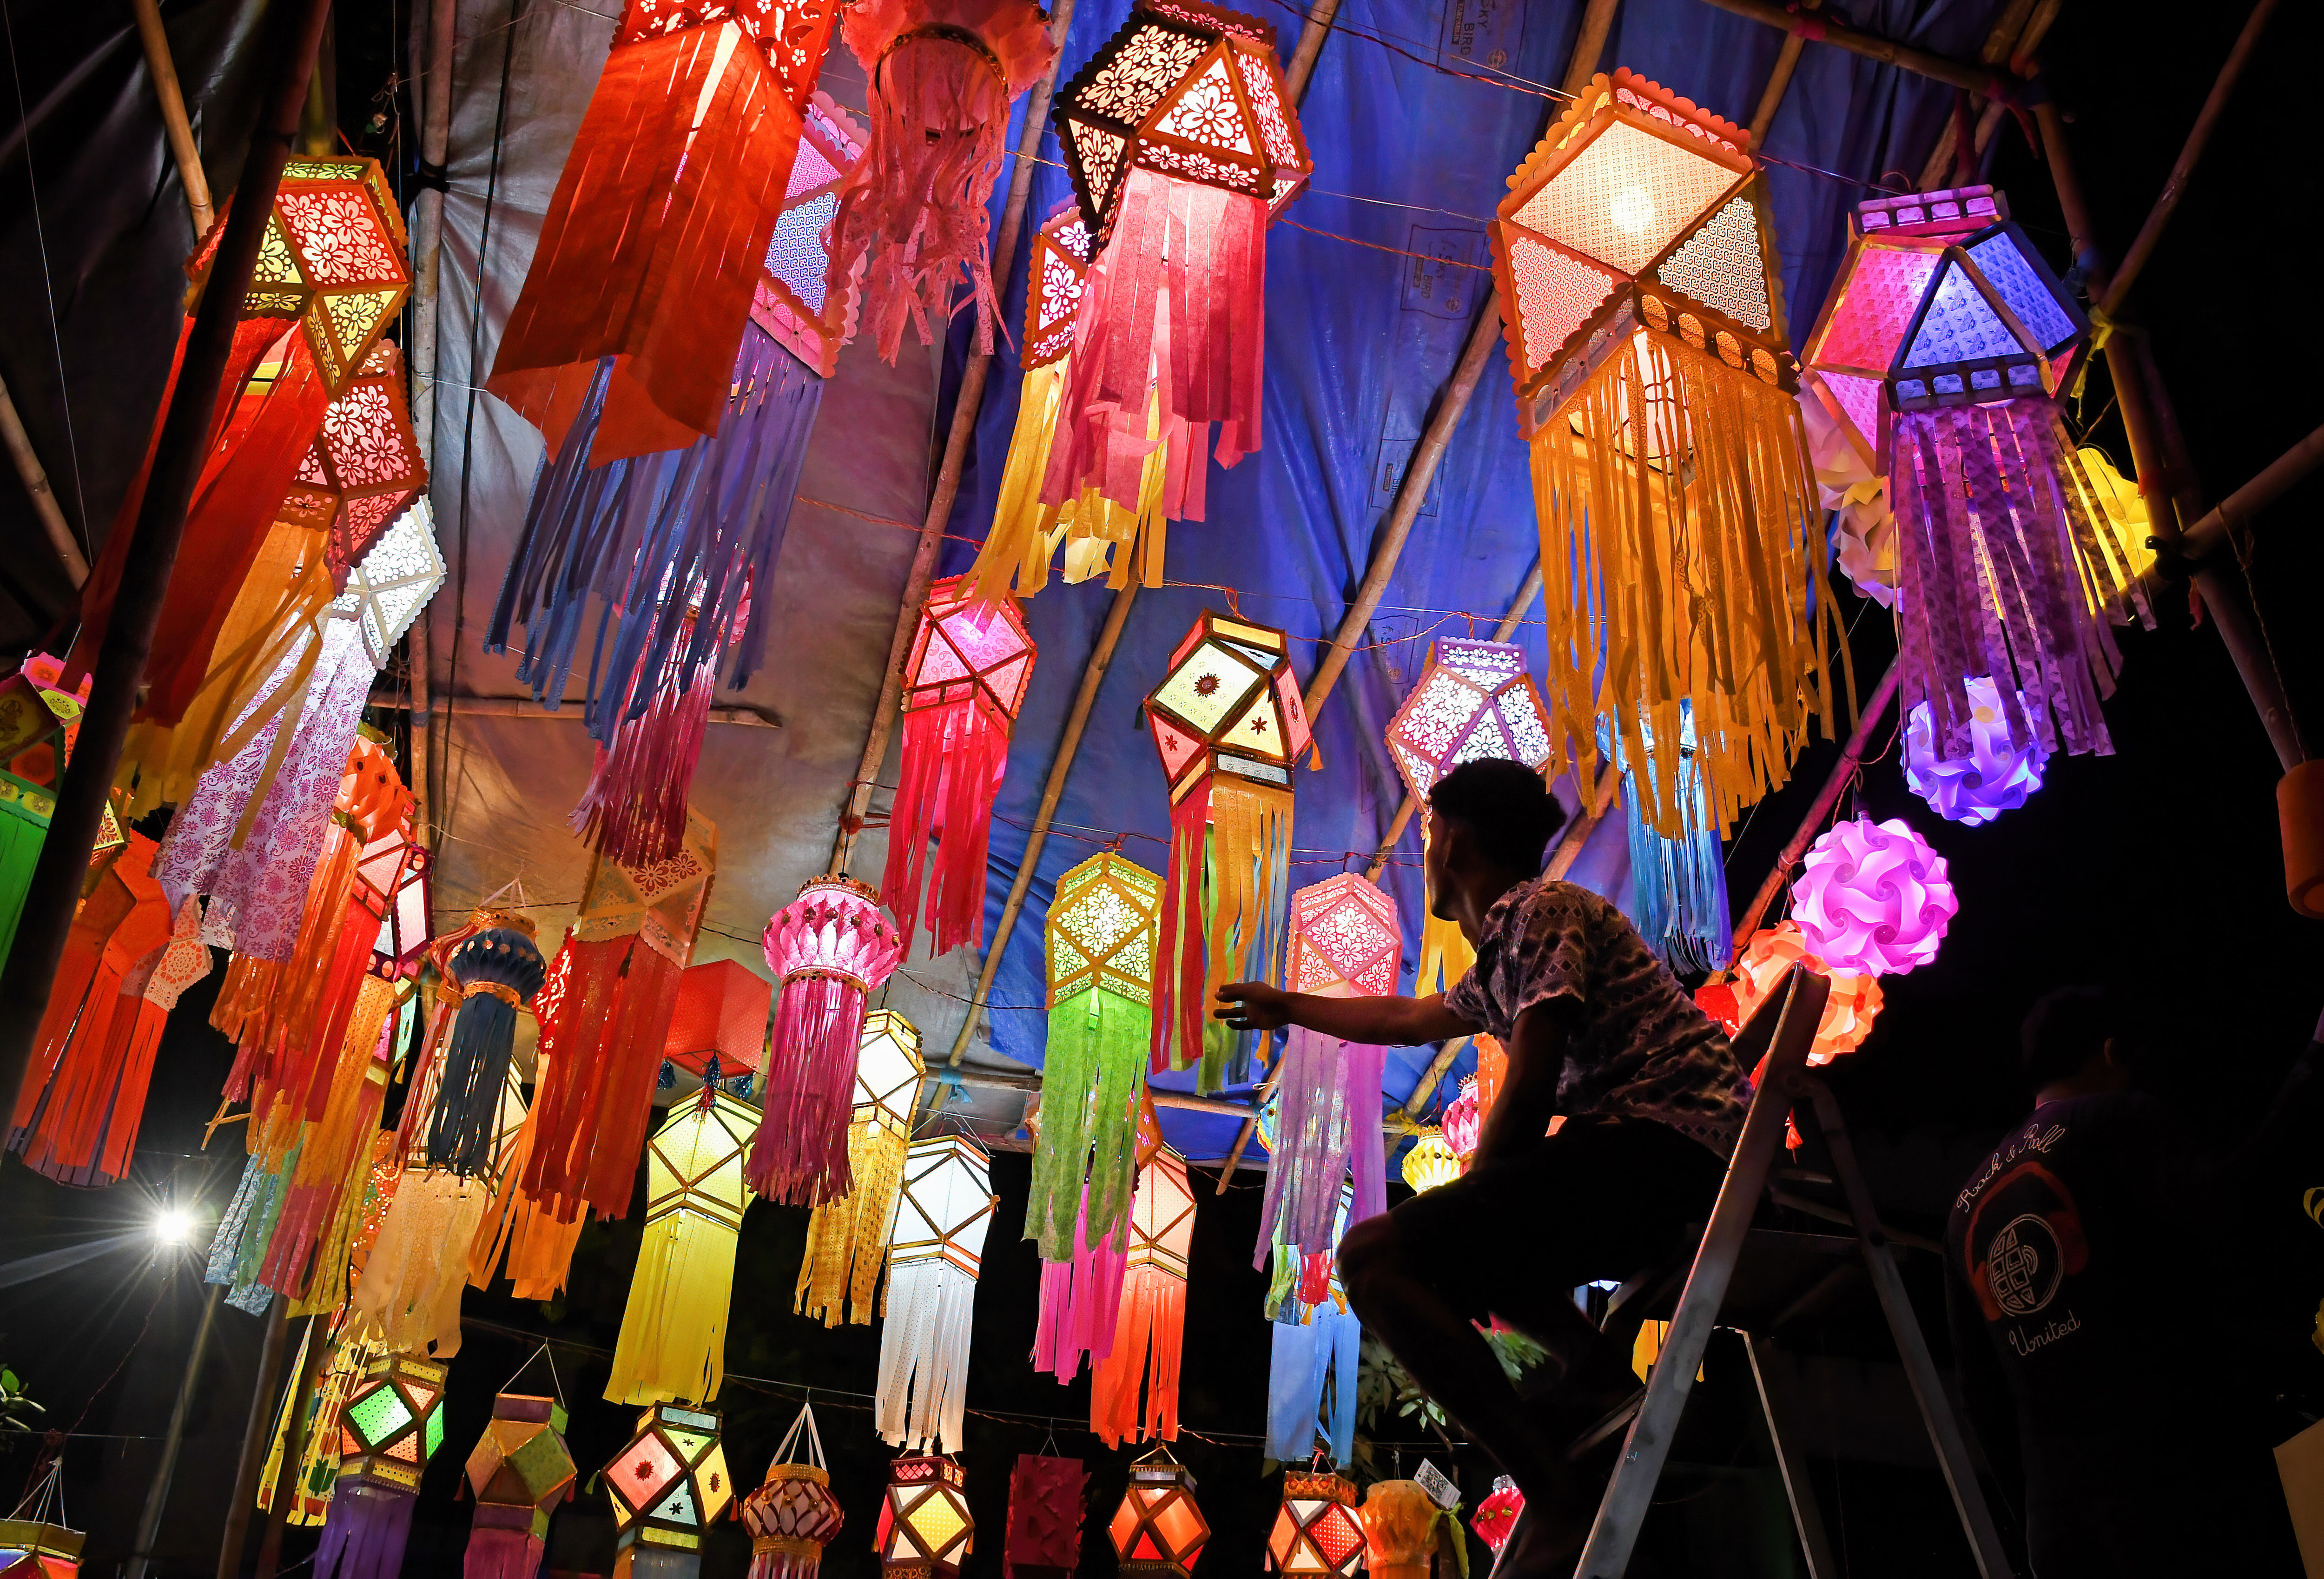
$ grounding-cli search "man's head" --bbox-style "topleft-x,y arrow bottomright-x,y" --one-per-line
1425,759 -> 1568,922
2020,985 -> 2132,1100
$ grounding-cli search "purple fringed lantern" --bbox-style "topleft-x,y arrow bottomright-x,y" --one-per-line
462,1393 -> 576,1579
1789,817 -> 1957,977
314,1353 -> 448,1579
1005,1453 -> 1088,1579
1903,675 -> 2047,826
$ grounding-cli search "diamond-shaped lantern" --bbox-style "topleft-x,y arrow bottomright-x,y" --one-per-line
277,341 -> 427,586
463,1393 -> 577,1550
1286,874 -> 1400,1000
1384,638 -> 1553,801
1146,611 -> 1310,806
664,958 -> 773,1078
1110,1449 -> 1209,1576
1488,70 -> 1785,437
878,1454 -> 975,1579
902,576 -> 1037,729
338,1353 -> 448,1496
354,807 -> 431,981
1055,0 -> 1314,242
743,1402 -> 845,1579
1023,203 -> 1096,372
1050,852 -> 1162,1009
753,92 -> 868,378
1267,1470 -> 1366,1578
604,1402 -> 735,1562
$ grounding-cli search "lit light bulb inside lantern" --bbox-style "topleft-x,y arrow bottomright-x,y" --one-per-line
1609,184 -> 1655,237
154,1209 -> 190,1244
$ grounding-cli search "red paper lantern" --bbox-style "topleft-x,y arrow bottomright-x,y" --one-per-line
665,958 -> 773,1078
1003,1453 -> 1085,1579
1108,1449 -> 1208,1576
1267,1470 -> 1364,1578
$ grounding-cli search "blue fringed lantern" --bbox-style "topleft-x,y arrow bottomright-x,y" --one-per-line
423,906 -> 548,1176
1612,704 -> 1732,975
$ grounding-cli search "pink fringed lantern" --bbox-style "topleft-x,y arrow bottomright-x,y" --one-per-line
1789,817 -> 1956,977
1033,1183 -> 1126,1382
884,575 -> 1037,955
752,877 -> 906,1204
826,0 -> 1059,363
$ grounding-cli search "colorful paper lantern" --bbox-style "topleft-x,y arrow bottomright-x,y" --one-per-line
884,575 -> 1037,955
1400,1130 -> 1461,1193
878,1135 -> 997,1450
1488,71 -> 1840,839
1471,1476 -> 1523,1553
1702,922 -> 1882,1065
0,655 -> 89,971
1267,1470 -> 1365,1578
277,341 -> 426,585
1145,610 -> 1308,1091
1611,701 -> 1733,973
753,876 -> 906,1206
603,1402 -> 736,1574
752,93 -> 870,377
1358,1479 -> 1462,1579
664,959 -> 773,1079
1028,851 -> 1159,1262
796,1009 -> 925,1327
0,1516 -> 83,1579
461,1393 -> 577,1579
313,1353 -> 447,1579
878,1453 -> 975,1579
742,1402 -> 844,1579
1903,675 -> 2048,826
1801,184 -> 2151,772
1789,816 -> 1956,977
825,0 -> 1057,363
1004,1454 -> 1086,1579
1109,1449 -> 1209,1576
607,1087 -> 757,1407
1265,1183 -> 1359,1465
422,914 -> 549,1177
357,806 -> 432,984
1091,1147 -> 1196,1447
1442,1077 -> 1481,1163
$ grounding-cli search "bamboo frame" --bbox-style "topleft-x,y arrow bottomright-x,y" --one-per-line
0,370 -> 85,586
1914,0 -> 2059,190
131,0 -> 216,237
1696,0 -> 2023,97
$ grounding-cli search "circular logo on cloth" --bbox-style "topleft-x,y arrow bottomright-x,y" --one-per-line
1985,1212 -> 2065,1318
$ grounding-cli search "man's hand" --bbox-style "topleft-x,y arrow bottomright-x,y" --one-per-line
1215,981 -> 1291,1032
1216,982 -> 1478,1048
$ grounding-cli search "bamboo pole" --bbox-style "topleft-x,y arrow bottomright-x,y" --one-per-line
1745,0 -> 1816,151
216,1295 -> 293,1579
1695,0 -> 2022,97
0,0 -> 335,1123
0,369 -> 85,586
406,0 -> 457,851
2177,421 -> 2324,567
130,0 -> 216,237
1281,0 -> 1342,97
1730,657 -> 1901,948
1913,0 -> 2055,188
124,1283 -> 220,1579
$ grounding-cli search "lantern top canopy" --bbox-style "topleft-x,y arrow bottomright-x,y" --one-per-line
1054,0 -> 1314,244
1285,874 -> 1400,998
1801,183 -> 2087,458
1384,637 -> 1553,800
905,576 -> 1037,724
1049,851 -> 1162,1007
764,875 -> 905,988
1144,611 -> 1311,804
1023,202 -> 1097,371
1488,70 -> 1792,436
665,958 -> 774,1076
605,1402 -> 735,1551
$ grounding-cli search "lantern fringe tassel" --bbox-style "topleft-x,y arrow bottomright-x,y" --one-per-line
427,989 -> 522,1176
350,1169 -> 492,1356
1089,1235 -> 1182,1449
884,684 -> 1010,957
314,1480 -> 419,1579
1026,985 -> 1147,1259
468,1107 -> 588,1302
524,936 -> 687,1221
1154,780 -> 1290,1093
1530,331 -> 1845,839
751,974 -> 870,1206
1032,1187 -> 1124,1381
1612,705 -> 1733,974
1255,1030 -> 1385,1265
464,1526 -> 545,1579
795,1114 -> 908,1326
262,979 -> 396,1302
607,1195 -> 734,1406
877,1257 -> 977,1451
966,361 -> 1165,602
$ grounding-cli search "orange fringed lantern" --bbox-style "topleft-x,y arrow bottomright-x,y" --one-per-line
1109,1449 -> 1208,1576
1090,1147 -> 1195,1448
489,0 -> 840,462
1697,920 -> 1881,1065
825,0 -> 1058,363
753,94 -> 870,378
878,1454 -> 975,1579
1267,1471 -> 1364,1578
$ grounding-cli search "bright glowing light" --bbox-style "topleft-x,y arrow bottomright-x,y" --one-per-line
155,1209 -> 191,1244
1609,184 -> 1655,237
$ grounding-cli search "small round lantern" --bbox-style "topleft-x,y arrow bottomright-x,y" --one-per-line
1789,816 -> 1956,977
877,1454 -> 974,1579
1471,1476 -> 1524,1553
1705,922 -> 1883,1065
1400,1130 -> 1461,1193
743,1404 -> 844,1579
1902,676 -> 2048,826
1266,1470 -> 1365,1578
1441,1076 -> 1481,1163
1108,1448 -> 1209,1576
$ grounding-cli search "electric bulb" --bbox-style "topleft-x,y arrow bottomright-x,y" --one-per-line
1610,184 -> 1654,237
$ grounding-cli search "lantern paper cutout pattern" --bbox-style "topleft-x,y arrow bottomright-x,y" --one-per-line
753,877 -> 906,1206
1610,703 -> 1733,973
603,1402 -> 735,1577
742,1402 -> 844,1579
1145,611 -> 1309,1091
1488,71 -> 1842,839
607,1087 -> 758,1407
489,0 -> 838,463
1700,922 -> 1881,1065
312,1353 -> 447,1579
1091,1146 -> 1195,1447
1903,675 -> 2047,826
1109,1449 -> 1209,1576
1267,1470 -> 1366,1578
1789,817 -> 1956,977
1801,184 -> 2152,776
1258,874 -> 1393,1265
824,0 -> 1057,364
360,799 -> 433,983
0,657 -> 90,970
422,915 -> 549,1178
664,958 -> 772,1082
796,1010 -> 925,1327
283,341 -> 427,585
1004,1454 -> 1086,1579
461,1393 -> 577,1579
877,1454 -> 974,1579
1400,1130 -> 1461,1193
1383,638 -> 1553,994
1043,0 -> 1314,562
1028,852 -> 1158,1262
885,575 -> 1037,955
752,93 -> 870,377
1358,1480 -> 1463,1579
1266,1183 -> 1359,1465
1471,1477 -> 1523,1553
877,1134 -> 997,1451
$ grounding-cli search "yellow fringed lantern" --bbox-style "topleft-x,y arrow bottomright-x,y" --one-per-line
1267,1470 -> 1365,1578
607,1087 -> 757,1407
795,1009 -> 925,1327
1109,1448 -> 1208,1576
1145,611 -> 1308,1092
1488,69 -> 1841,838
604,1402 -> 736,1576
878,1454 -> 975,1579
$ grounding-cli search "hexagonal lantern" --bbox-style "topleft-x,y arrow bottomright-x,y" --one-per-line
1384,638 -> 1554,803
603,1402 -> 735,1567
1109,1448 -> 1209,1576
1267,1470 -> 1365,1578
877,1454 -> 974,1579
337,1352 -> 448,1497
462,1392 -> 576,1570
279,341 -> 427,585
1285,874 -> 1400,1001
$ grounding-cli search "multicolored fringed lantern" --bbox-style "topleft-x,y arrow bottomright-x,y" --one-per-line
878,1135 -> 997,1451
1032,1181 -> 1126,1385
1027,852 -> 1158,1261
421,915 -> 549,1177
1903,676 -> 2047,826
1043,0 -> 1312,566
1488,71 -> 1842,839
884,575 -> 1036,954
607,1087 -> 757,1407
313,1353 -> 446,1579
0,655 -> 90,971
1383,638 -> 1552,993
753,93 -> 869,377
878,1454 -> 975,1579
1471,1477 -> 1523,1554
1789,817 -> 1956,977
1267,1471 -> 1365,1578
825,0 -> 1057,363
603,1402 -> 735,1577
742,1402 -> 844,1579
1699,921 -> 1881,1065
1109,1448 -> 1208,1576
1801,184 -> 2151,778
1146,611 -> 1308,1091
461,1393 -> 576,1579
1265,1184 -> 1358,1464
797,1010 -> 925,1326
1400,1130 -> 1461,1193
1258,873 -> 1393,1265
1091,1146 -> 1195,1447
1358,1480 -> 1463,1579
1004,1454 -> 1086,1579
1610,703 -> 1732,973
489,0 -> 838,462
753,877 -> 905,1206
523,808 -> 717,1225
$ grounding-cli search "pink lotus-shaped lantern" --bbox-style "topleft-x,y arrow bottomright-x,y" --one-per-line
1789,817 -> 1955,977
1903,676 -> 2047,827
1441,1076 -> 1481,1162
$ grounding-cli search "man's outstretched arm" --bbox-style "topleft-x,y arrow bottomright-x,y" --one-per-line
1214,980 -> 1476,1048
1469,998 -> 1571,1167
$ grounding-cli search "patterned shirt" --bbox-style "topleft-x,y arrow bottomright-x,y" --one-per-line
1442,878 -> 1748,1155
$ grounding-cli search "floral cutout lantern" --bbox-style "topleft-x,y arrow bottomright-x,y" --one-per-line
1902,676 -> 2048,826
1109,1448 -> 1209,1577
796,1009 -> 926,1327
1145,611 -> 1309,1091
280,342 -> 427,586
878,1135 -> 998,1451
884,575 -> 1037,955
313,1352 -> 447,1579
752,93 -> 870,377
606,1087 -> 758,1407
1267,1470 -> 1366,1579
878,1454 -> 975,1579
1789,817 -> 1957,977
460,1392 -> 576,1579
742,1402 -> 844,1579
604,1402 -> 735,1575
